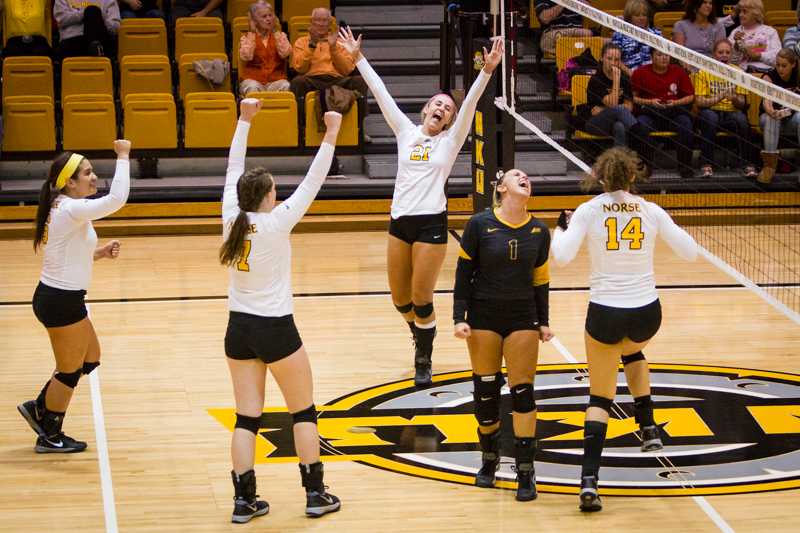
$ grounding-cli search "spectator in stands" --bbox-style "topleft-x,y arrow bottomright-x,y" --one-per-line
119,0 -> 164,19
780,5 -> 800,53
171,0 -> 223,21
717,0 -> 741,35
695,39 -> 756,178
758,48 -> 800,184
2,0 -> 53,56
54,0 -> 120,59
673,0 -> 726,58
632,48 -> 696,179
238,1 -> 291,96
534,0 -> 592,57
612,0 -> 661,75
728,0 -> 781,73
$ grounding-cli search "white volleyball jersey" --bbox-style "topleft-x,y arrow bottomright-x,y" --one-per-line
551,190 -> 698,308
356,57 -> 491,218
223,120 -> 334,317
39,159 -> 130,291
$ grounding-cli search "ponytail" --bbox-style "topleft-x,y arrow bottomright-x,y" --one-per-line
219,166 -> 274,267
34,152 -> 82,251
582,147 -> 645,193
219,210 -> 252,267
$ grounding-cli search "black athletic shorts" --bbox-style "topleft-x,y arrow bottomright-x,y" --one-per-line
585,299 -> 662,345
388,212 -> 448,245
225,311 -> 303,364
32,281 -> 88,328
467,298 -> 540,338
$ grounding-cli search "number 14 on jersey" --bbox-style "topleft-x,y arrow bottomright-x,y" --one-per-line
605,217 -> 644,250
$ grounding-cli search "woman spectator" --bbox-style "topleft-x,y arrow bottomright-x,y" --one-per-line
54,0 -> 119,59
611,0 -> 662,76
758,48 -> 800,184
673,0 -> 726,58
728,0 -> 781,73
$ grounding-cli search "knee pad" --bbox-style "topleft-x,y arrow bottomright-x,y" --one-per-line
82,361 -> 100,375
510,383 -> 535,414
588,394 -> 613,414
234,413 -> 262,435
413,302 -> 434,319
621,351 -> 645,365
394,302 -> 413,314
292,404 -> 318,425
472,373 -> 502,427
54,368 -> 82,389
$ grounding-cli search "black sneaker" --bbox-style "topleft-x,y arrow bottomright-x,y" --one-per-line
414,360 -> 432,387
475,429 -> 500,488
231,497 -> 269,524
579,475 -> 602,512
640,425 -> 663,452
17,400 -> 45,437
515,468 -> 537,501
305,488 -> 341,518
35,433 -> 87,454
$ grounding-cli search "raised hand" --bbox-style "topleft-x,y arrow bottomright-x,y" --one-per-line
323,111 -> 343,132
113,139 -> 131,158
337,26 -> 362,58
240,98 -> 263,122
482,37 -> 504,74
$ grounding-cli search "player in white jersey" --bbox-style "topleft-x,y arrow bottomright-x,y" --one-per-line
17,140 -> 131,454
339,26 -> 503,386
550,147 -> 698,512
218,99 -> 342,523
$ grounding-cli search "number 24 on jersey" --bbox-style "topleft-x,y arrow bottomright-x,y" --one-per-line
605,217 -> 644,250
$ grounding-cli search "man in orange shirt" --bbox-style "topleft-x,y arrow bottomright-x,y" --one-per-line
239,1 -> 291,96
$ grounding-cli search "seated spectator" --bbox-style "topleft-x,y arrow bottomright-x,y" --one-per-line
119,0 -> 163,19
673,0 -> 726,58
171,0 -> 223,21
758,48 -> 800,184
54,0 -> 120,59
695,39 -> 756,178
611,0 -> 661,76
781,5 -> 800,53
238,1 -> 291,96
728,0 -> 780,73
533,0 -> 591,58
2,0 -> 53,57
632,48 -> 696,179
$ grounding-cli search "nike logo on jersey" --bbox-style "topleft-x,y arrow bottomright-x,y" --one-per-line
487,228 -> 500,233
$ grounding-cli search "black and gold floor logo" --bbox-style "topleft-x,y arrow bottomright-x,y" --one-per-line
209,364 -> 800,496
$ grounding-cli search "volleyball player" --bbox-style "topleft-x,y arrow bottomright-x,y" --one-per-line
219,98 -> 342,523
550,147 -> 698,512
337,26 -> 503,387
453,169 -> 552,501
17,140 -> 131,453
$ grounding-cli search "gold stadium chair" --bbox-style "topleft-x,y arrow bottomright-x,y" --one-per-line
175,17 -> 225,62
282,0 -> 329,25
178,53 -> 232,101
764,0 -> 791,11
123,94 -> 178,149
592,0 -> 627,10
2,56 -> 54,101
529,2 -> 540,30
246,92 -> 299,147
766,11 -> 796,41
61,57 -> 113,100
227,0 -> 254,22
1,96 -> 56,152
555,37 -> 603,100
117,18 -> 168,60
120,55 -> 172,102
288,15 -> 337,45
569,75 -> 609,141
2,0 -> 52,46
304,91 -> 358,146
183,93 -> 238,148
653,11 -> 683,41
232,16 -> 251,69
62,95 -> 117,151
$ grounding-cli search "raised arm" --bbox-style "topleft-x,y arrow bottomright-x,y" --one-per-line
222,99 -> 259,221
551,204 -> 590,266
65,141 -> 131,222
653,204 -> 698,262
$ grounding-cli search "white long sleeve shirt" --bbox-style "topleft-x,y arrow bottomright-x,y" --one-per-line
356,57 -> 492,218
223,120 -> 334,317
551,190 -> 698,308
40,159 -> 130,291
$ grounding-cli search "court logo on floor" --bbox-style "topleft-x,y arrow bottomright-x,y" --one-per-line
209,364 -> 800,496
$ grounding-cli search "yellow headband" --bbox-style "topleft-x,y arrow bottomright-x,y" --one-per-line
55,153 -> 84,190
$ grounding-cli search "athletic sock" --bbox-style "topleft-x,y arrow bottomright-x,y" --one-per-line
581,420 -> 608,479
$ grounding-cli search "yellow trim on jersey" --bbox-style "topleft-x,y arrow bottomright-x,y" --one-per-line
493,208 -> 531,229
458,247 -> 472,260
533,259 -> 550,286
55,153 -> 84,190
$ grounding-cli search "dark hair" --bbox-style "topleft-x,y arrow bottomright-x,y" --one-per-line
34,152 -> 83,251
219,167 -> 275,267
600,41 -> 622,60
581,147 -> 646,193
683,0 -> 717,24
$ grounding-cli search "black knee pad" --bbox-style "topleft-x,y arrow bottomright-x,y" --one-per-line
472,373 -> 502,427
82,361 -> 100,375
510,383 -> 535,414
394,302 -> 413,314
413,302 -> 434,319
588,394 -> 613,414
234,413 -> 262,435
54,368 -> 82,389
621,351 -> 645,365
292,404 -> 318,425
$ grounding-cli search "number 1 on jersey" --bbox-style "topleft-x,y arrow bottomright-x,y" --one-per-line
508,239 -> 518,260
605,217 -> 644,250
237,240 -> 253,272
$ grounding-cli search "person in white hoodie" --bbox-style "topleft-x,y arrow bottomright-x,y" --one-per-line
53,0 -> 120,58
727,0 -> 781,73
550,147 -> 698,513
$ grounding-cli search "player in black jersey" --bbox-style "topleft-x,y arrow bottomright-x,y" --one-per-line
453,169 -> 553,502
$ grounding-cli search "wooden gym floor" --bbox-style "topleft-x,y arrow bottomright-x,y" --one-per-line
0,227 -> 798,532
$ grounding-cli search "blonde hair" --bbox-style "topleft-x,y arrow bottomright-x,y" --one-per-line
582,147 -> 646,192
738,0 -> 765,24
623,0 -> 650,23
420,94 -> 459,131
491,172 -> 506,208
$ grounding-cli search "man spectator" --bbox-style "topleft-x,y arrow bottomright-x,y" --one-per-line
54,0 -> 120,59
171,0 -> 223,21
119,0 -> 164,19
2,0 -> 53,56
534,0 -> 591,57
238,1 -> 291,96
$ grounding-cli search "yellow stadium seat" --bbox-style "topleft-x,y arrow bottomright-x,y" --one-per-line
232,16 -> 251,69
1,97 -> 56,152
764,0 -> 791,11
653,11 -> 683,41
178,53 -> 232,100
570,75 -> 609,140
304,91 -> 358,146
246,92 -> 299,147
2,56 -> 54,100
282,0 -> 329,24
175,17 -> 225,62
63,96 -> 118,151
123,95 -> 177,149
184,93 -> 238,148
555,36 -> 602,71
120,55 -> 172,102
118,18 -> 168,60
288,15 -> 337,45
61,57 -> 113,100
2,0 -> 52,45
227,0 -> 255,22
